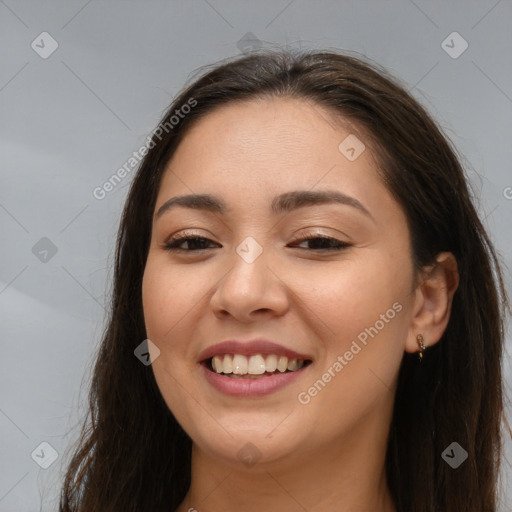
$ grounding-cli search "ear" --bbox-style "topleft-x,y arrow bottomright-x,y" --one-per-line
405,252 -> 459,354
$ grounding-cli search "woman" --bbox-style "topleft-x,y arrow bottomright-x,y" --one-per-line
59,49 -> 510,512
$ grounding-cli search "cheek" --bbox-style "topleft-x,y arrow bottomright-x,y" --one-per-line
296,253 -> 411,344
142,256 -> 199,341
141,255 -> 218,390
302,253 -> 412,407
295,260 -> 410,429
332,253 -> 411,363
141,258 -> 203,420
142,264 -> 168,341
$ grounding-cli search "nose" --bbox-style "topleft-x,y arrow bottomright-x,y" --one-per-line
209,242 -> 289,323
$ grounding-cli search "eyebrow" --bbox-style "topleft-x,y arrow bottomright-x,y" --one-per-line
155,190 -> 374,221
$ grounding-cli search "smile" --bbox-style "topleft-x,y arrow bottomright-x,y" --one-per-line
210,353 -> 308,377
201,354 -> 312,397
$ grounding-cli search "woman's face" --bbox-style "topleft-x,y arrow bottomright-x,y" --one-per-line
142,97 -> 418,469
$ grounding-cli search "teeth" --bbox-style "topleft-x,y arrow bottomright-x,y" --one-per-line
265,354 -> 277,372
232,354 -> 248,375
287,359 -> 301,371
223,354 -> 233,373
212,355 -> 222,373
211,354 -> 306,376
277,356 -> 288,373
248,354 -> 266,374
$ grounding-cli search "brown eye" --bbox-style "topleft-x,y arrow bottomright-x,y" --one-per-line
164,235 -> 220,252
291,234 -> 351,251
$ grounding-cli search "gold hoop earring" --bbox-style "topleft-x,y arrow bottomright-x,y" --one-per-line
417,334 -> 426,361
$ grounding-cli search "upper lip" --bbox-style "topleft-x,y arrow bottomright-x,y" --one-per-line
198,339 -> 313,363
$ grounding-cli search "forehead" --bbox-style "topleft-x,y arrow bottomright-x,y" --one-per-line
158,97 -> 382,199
176,96 -> 354,160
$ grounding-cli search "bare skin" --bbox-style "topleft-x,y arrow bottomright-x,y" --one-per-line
141,97 -> 459,512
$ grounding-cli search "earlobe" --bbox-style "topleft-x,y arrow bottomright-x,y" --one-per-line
405,252 -> 459,354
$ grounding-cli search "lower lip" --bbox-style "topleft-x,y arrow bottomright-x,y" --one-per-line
202,363 -> 310,397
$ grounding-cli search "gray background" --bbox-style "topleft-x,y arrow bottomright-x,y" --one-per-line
1,0 -> 511,510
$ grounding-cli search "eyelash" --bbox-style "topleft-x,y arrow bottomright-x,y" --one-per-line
163,231 -> 351,253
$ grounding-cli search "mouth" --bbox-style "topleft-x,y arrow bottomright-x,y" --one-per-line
201,354 -> 313,379
198,339 -> 313,396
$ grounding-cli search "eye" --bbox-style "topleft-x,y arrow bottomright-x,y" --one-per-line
290,233 -> 351,251
163,232 -> 351,253
164,233 -> 220,252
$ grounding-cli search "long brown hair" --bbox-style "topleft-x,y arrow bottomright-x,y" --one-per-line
59,49 -> 510,512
